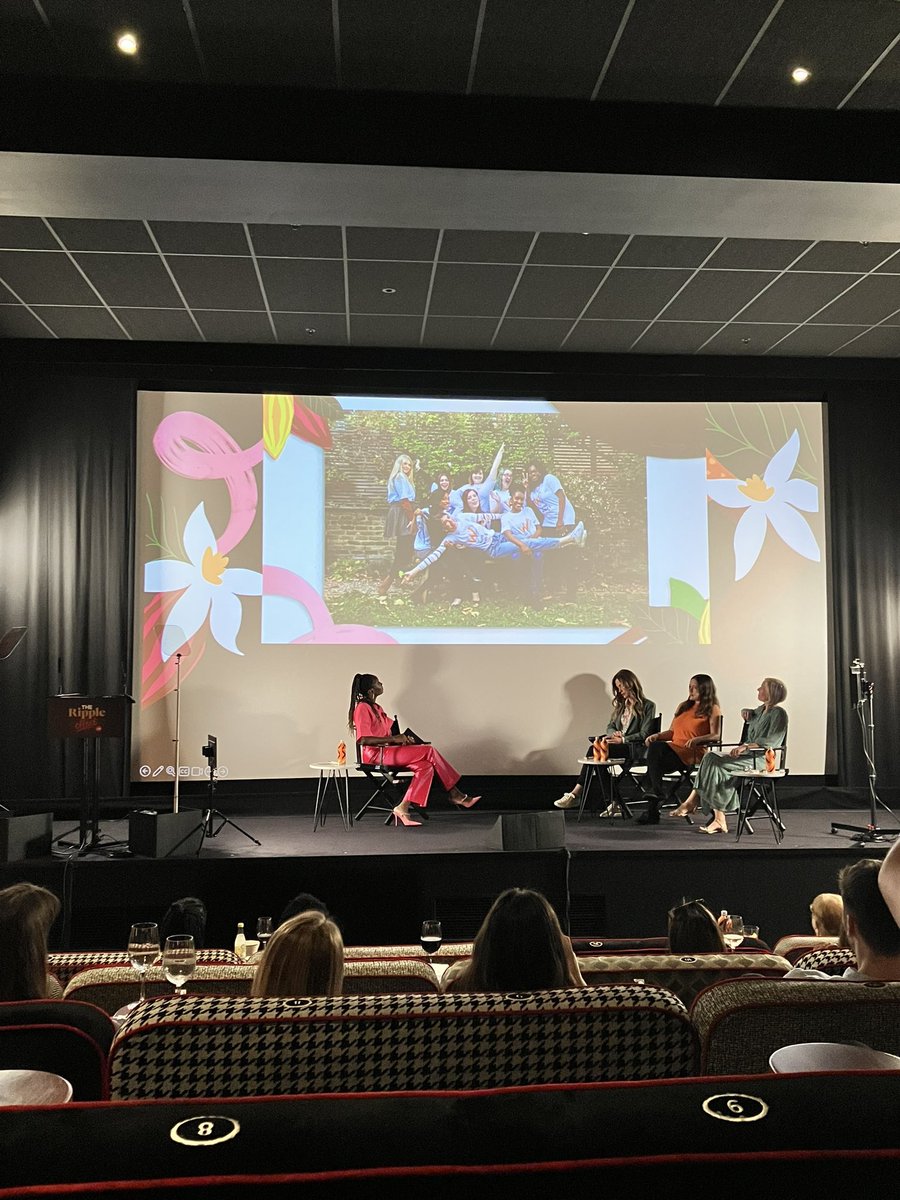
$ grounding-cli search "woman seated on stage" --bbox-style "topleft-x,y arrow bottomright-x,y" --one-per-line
349,672 -> 480,827
443,888 -> 586,993
639,674 -> 721,825
667,898 -> 727,954
251,910 -> 343,998
0,882 -> 62,1001
555,669 -> 656,810
671,678 -> 788,835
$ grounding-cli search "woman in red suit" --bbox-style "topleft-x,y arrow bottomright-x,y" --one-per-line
349,673 -> 480,827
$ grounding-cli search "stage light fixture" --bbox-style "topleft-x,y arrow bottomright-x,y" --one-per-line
791,66 -> 811,84
116,32 -> 139,55
381,287 -> 397,294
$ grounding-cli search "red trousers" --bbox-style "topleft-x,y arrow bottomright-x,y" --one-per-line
361,743 -> 461,808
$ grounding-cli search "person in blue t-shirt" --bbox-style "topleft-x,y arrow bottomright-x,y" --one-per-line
526,460 -> 575,533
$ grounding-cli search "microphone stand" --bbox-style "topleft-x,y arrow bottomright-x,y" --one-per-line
832,658 -> 899,844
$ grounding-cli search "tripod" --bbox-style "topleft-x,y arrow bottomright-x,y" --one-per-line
832,658 -> 900,844
195,762 -> 261,854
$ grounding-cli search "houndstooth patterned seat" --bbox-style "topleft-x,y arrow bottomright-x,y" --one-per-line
64,965 -> 256,1013
343,959 -> 440,994
577,953 -> 790,1006
772,936 -> 839,964
109,986 -> 698,1100
791,947 -> 856,975
344,942 -> 473,964
692,977 -> 900,1074
48,950 -> 240,987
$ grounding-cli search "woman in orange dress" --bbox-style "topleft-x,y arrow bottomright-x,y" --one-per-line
637,675 -> 721,825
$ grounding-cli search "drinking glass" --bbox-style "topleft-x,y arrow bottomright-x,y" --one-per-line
128,922 -> 160,1003
256,917 -> 274,950
421,919 -> 442,956
162,934 -> 197,996
724,915 -> 744,951
743,924 -> 759,940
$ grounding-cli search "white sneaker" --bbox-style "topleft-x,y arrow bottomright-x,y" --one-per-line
554,791 -> 578,809
575,521 -> 587,547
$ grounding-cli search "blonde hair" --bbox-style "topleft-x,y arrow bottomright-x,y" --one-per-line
0,883 -> 60,1001
251,910 -> 343,998
763,677 -> 787,705
810,892 -> 843,937
388,454 -> 414,488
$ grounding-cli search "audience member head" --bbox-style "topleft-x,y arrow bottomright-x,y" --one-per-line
251,910 -> 344,998
160,896 -> 207,947
0,883 -> 61,1001
809,892 -> 843,938
462,888 -> 570,992
838,859 -> 900,971
279,893 -> 330,927
667,899 -> 726,954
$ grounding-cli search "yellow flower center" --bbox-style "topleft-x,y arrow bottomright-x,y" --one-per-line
738,473 -> 774,502
201,545 -> 229,585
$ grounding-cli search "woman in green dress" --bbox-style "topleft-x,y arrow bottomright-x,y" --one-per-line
670,678 -> 787,835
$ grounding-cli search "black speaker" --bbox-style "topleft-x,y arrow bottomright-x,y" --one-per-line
0,813 -> 53,862
487,811 -> 566,852
128,809 -> 204,858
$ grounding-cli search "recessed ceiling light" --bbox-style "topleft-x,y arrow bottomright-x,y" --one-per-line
859,240 -> 870,246
740,337 -> 752,346
581,232 -> 590,236
305,327 -> 317,335
791,66 -> 811,84
381,287 -> 396,294
116,32 -> 139,55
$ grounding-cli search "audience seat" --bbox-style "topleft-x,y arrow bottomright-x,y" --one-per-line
343,958 -> 439,993
790,947 -> 856,975
108,987 -> 698,1100
344,941 -> 473,964
771,935 -> 839,963
0,999 -> 115,1101
48,949 -> 241,988
3,1073 -> 900,1197
577,953 -> 790,1006
692,977 -> 900,1074
63,965 -> 256,1013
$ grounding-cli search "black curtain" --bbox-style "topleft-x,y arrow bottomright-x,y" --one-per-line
0,371 -> 135,802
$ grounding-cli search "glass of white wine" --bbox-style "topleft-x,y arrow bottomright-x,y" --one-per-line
724,915 -> 744,951
163,934 -> 197,997
128,922 -> 160,1003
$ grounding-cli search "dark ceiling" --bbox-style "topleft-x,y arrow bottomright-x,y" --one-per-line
1,1 -> 898,358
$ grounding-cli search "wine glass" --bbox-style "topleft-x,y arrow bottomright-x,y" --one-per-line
724,915 -> 744,951
162,934 -> 197,996
420,919 -> 442,956
256,917 -> 274,951
128,922 -> 160,1003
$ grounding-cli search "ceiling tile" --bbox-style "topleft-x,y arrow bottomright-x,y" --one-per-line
167,256 -> 265,310
114,309 -> 201,341
258,258 -> 346,312
193,311 -> 275,343
663,270 -> 780,322
723,0 -> 900,108
505,266 -> 607,319
831,326 -> 900,357
0,2 -> 62,75
272,313 -> 348,345
440,231 -> 533,263
598,0 -> 777,104
248,225 -> 342,258
191,0 -> 337,86
492,319 -> 569,350
809,275 -> 900,325
347,228 -> 439,261
530,233 -> 627,267
705,239 -> 813,270
584,269 -> 694,320
74,253 -> 183,308
49,219 -> 154,253
766,324 -> 870,357
473,0 -> 630,98
696,322 -> 796,355
0,306 -> 51,337
618,236 -> 723,268
340,0 -> 480,92
350,316 -> 423,346
348,261 -> 432,313
44,0 -> 201,82
0,250 -> 98,305
421,317 -> 498,349
633,322 -> 724,354
791,242 -> 900,273
150,222 -> 250,256
37,306 -> 127,339
0,217 -> 60,251
736,273 -> 860,323
562,320 -> 650,352
843,37 -> 900,109
428,263 -> 521,317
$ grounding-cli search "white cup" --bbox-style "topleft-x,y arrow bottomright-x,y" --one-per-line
240,939 -> 260,959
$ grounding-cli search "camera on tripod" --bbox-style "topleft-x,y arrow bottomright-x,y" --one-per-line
201,734 -> 217,771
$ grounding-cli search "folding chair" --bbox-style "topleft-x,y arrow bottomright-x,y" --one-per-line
352,740 -> 415,824
733,734 -> 788,843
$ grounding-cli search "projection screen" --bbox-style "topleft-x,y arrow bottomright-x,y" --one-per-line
132,393 -> 828,780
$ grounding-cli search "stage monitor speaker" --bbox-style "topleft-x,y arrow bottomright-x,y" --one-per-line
487,811 -> 566,852
128,809 -> 204,858
0,813 -> 53,862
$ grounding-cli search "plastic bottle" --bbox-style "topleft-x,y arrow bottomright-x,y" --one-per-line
765,748 -> 776,772
337,740 -> 347,766
234,921 -> 247,959
717,909 -> 731,932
